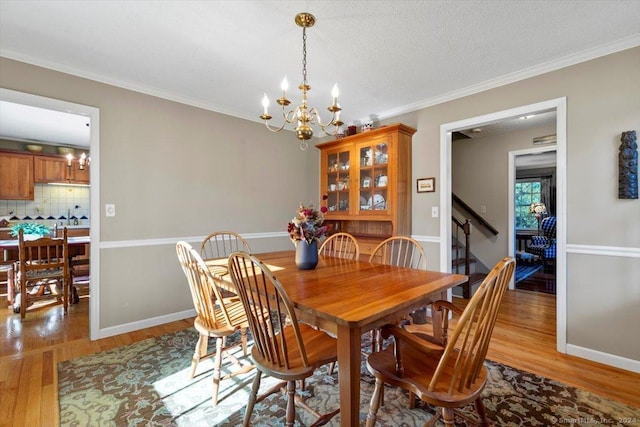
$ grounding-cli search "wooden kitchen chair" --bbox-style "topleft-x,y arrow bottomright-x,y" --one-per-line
15,228 -> 69,318
368,236 -> 426,351
200,231 -> 251,261
369,236 -> 425,270
176,241 -> 253,406
228,252 -> 340,427
365,257 -> 515,427
318,232 -> 360,260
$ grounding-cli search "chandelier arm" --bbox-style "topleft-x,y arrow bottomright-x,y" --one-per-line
263,121 -> 290,133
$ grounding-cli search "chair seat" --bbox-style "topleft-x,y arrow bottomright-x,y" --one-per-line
193,298 -> 248,337
251,323 -> 337,379
367,336 -> 487,407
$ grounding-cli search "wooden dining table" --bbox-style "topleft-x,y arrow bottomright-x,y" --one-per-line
207,250 -> 467,427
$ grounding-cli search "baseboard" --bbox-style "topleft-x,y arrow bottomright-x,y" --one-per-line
96,308 -> 196,340
566,343 -> 640,374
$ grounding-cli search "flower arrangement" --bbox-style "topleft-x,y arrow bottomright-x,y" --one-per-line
10,223 -> 50,237
287,196 -> 328,244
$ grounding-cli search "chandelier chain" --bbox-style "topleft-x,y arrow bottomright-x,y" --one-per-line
302,27 -> 307,85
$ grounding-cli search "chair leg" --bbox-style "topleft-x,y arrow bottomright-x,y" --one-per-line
442,407 -> 455,426
211,337 -> 224,406
240,327 -> 249,356
475,397 -> 490,427
365,378 -> 384,427
190,334 -> 208,378
243,370 -> 262,427
285,380 -> 296,427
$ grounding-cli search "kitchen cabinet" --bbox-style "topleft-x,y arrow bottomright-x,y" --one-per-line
34,155 -> 67,183
33,154 -> 90,184
0,151 -> 34,200
316,123 -> 416,258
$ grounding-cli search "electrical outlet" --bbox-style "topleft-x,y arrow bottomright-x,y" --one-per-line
105,204 -> 116,217
432,206 -> 439,218
480,205 -> 487,214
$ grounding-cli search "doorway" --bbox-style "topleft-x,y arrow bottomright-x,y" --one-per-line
0,88 -> 100,340
511,148 -> 557,294
440,97 -> 567,353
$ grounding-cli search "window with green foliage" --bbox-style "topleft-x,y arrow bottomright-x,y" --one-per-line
515,179 -> 542,229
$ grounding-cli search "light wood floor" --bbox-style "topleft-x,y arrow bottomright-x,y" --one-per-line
1,290 -> 639,426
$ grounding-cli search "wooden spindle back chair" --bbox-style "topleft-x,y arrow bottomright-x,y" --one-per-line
365,257 -> 516,427
369,236 -> 425,269
318,232 -> 360,260
200,231 -> 251,261
16,227 -> 69,318
228,251 -> 339,427
175,241 -> 253,406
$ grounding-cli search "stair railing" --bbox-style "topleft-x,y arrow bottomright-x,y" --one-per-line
452,193 -> 499,236
452,216 -> 472,276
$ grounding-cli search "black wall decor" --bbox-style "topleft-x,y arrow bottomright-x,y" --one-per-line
618,130 -> 638,199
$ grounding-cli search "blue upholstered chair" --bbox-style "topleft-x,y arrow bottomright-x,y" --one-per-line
526,216 -> 556,269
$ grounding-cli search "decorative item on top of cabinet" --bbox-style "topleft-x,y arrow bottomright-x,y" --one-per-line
316,123 -> 416,259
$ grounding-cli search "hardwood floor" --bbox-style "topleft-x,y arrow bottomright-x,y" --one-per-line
1,290 -> 639,426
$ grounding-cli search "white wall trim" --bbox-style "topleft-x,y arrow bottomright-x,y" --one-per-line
566,344 -> 640,374
99,231 -> 286,249
376,35 -> 640,121
5,35 -> 639,128
0,88 -> 102,341
411,234 -> 441,244
508,144 -> 557,291
567,244 -> 640,258
441,97 -> 568,354
96,308 -> 196,340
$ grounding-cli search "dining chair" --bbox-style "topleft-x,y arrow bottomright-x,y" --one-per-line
228,251 -> 340,427
368,235 -> 426,351
14,227 -> 69,319
318,231 -> 360,260
175,241 -> 253,406
369,235 -> 426,270
200,231 -> 251,261
365,257 -> 516,427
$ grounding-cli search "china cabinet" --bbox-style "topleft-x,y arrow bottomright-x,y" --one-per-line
316,123 -> 416,257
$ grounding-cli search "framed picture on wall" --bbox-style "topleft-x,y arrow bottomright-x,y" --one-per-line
417,177 -> 435,193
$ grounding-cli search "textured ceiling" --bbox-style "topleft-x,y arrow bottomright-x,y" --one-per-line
0,0 -> 639,144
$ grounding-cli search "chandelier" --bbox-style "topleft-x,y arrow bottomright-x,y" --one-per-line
260,12 -> 343,150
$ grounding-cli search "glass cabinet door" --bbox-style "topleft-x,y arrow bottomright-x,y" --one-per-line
325,148 -> 351,213
358,142 -> 388,213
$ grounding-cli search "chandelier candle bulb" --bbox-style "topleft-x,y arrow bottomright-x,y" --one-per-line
332,84 -> 339,106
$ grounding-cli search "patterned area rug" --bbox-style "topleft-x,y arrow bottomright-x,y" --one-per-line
515,263 -> 542,283
58,328 -> 640,426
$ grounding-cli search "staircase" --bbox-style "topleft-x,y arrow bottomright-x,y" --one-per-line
451,242 -> 486,298
451,193 -> 499,298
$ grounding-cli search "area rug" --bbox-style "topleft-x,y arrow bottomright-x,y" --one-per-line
515,263 -> 542,283
58,328 -> 640,426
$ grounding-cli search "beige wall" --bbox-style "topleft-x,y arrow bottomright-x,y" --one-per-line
1,57 -> 319,330
451,124 -> 556,270
385,47 -> 640,363
1,46 -> 638,364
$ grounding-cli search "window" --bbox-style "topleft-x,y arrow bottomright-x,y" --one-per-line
515,179 -> 542,230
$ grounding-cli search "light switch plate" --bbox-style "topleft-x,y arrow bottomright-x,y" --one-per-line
431,206 -> 439,218
105,204 -> 116,217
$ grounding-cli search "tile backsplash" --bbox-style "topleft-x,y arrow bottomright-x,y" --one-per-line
0,184 -> 90,226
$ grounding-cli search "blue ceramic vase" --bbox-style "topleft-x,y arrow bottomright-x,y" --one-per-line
295,239 -> 318,270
